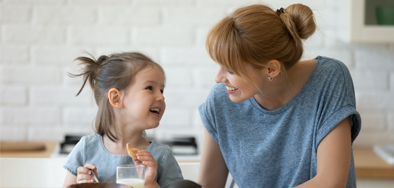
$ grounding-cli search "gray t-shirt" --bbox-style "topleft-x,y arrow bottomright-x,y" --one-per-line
63,134 -> 183,187
199,56 -> 361,188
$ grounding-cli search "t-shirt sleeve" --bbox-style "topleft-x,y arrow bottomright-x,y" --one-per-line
315,60 -> 361,147
63,136 -> 86,176
198,84 -> 220,143
157,147 -> 184,188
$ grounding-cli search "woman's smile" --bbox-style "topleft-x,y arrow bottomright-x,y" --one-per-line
226,85 -> 238,94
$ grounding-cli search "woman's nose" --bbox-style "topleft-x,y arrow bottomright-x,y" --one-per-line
215,68 -> 226,83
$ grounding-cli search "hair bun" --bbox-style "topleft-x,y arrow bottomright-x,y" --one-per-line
285,4 -> 316,40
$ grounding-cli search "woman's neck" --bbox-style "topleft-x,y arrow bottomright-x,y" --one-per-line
254,59 -> 317,111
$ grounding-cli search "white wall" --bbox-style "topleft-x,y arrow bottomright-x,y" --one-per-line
1,0 -> 394,148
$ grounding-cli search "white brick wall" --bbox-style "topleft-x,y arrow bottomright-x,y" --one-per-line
134,27 -> 194,47
0,86 -> 27,105
70,27 -> 129,45
1,0 -> 394,150
0,67 -> 63,84
1,5 -> 31,23
3,26 -> 66,45
1,46 -> 30,65
34,6 -> 96,26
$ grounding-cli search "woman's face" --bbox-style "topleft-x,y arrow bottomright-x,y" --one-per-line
215,63 -> 265,103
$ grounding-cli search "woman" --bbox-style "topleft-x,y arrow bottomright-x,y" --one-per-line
197,3 -> 361,188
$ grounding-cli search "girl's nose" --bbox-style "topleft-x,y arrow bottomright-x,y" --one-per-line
215,67 -> 227,83
157,93 -> 165,102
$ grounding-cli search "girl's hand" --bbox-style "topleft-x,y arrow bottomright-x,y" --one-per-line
133,150 -> 159,187
76,163 -> 98,183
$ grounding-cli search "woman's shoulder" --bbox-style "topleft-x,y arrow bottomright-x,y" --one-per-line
315,56 -> 350,74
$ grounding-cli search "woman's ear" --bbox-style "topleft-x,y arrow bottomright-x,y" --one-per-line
108,88 -> 123,108
266,60 -> 281,78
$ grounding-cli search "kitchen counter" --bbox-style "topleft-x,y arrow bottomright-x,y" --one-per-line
354,146 -> 394,179
0,142 -> 58,158
1,142 -> 393,179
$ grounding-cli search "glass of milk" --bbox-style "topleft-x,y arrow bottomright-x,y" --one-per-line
116,164 -> 145,188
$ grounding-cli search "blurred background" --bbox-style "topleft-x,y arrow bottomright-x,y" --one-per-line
1,0 -> 394,153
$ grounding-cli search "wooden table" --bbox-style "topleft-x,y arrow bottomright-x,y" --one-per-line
354,147 -> 394,179
0,142 -> 59,158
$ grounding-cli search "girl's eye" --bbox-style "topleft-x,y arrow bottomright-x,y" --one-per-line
226,70 -> 234,74
146,86 -> 153,90
160,89 -> 164,94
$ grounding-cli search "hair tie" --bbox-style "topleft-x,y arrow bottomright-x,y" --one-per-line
276,7 -> 284,16
97,55 -> 108,66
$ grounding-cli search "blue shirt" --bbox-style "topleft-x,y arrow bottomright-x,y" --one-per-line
199,56 -> 361,188
63,134 -> 183,187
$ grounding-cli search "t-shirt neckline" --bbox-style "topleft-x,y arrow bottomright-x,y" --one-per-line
97,134 -> 154,157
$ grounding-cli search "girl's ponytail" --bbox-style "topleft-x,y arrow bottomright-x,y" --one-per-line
70,54 -> 108,96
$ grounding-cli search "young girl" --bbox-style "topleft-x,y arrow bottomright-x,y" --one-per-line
62,52 -> 183,188
197,3 -> 361,188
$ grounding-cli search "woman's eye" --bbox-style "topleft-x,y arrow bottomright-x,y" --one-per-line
146,86 -> 153,90
227,70 -> 234,74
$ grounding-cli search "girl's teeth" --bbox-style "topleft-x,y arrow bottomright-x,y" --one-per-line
226,86 -> 237,91
150,109 -> 160,113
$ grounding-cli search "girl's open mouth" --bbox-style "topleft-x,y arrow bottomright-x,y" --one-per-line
150,108 -> 160,114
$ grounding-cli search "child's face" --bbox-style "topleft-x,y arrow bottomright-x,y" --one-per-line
121,66 -> 166,130
215,63 -> 264,103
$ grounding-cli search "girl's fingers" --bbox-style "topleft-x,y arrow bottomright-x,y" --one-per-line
77,164 -> 98,182
142,161 -> 157,167
136,151 -> 154,161
133,158 -> 143,165
136,150 -> 151,156
82,163 -> 98,177
135,150 -> 157,169
137,155 -> 154,161
77,166 -> 91,175
84,163 -> 96,171
77,174 -> 94,182
77,179 -> 94,183
139,150 -> 154,155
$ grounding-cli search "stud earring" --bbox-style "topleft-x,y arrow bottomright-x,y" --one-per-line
268,76 -> 273,81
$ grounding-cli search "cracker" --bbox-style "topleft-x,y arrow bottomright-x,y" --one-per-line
126,143 -> 139,159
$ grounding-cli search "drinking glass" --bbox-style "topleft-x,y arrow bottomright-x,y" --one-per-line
116,164 -> 145,188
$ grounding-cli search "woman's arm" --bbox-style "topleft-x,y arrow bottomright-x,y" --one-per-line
197,129 -> 229,188
295,117 -> 352,188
